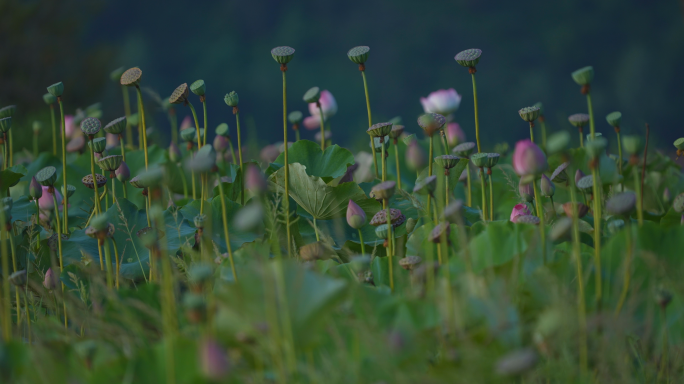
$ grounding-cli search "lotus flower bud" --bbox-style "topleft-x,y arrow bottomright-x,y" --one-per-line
518,179 -> 534,203
346,200 -> 366,229
116,161 -> 131,182
445,122 -> 466,146
510,203 -> 532,222
38,185 -> 62,214
43,268 -> 59,290
406,141 -> 426,171
245,164 -> 267,194
213,135 -> 229,152
29,176 -> 43,200
224,91 -> 239,107
32,121 -> 42,134
512,139 -> 547,176
200,338 -> 230,381
540,174 -> 555,197
168,143 -> 182,163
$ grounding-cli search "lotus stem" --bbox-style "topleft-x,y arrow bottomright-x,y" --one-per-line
445,170 -> 450,207
103,238 -> 114,289
440,131 -> 449,155
190,166 -> 197,200
217,178 -> 237,281
121,85 -> 133,147
488,171 -> 494,221
179,165 -> 188,200
9,131 -> 13,167
479,168 -> 487,221
466,164 -> 472,207
227,137 -> 237,166
112,238 -> 120,289
393,140 -> 402,189
22,289 -> 31,343
317,102 -> 326,151
51,192 -> 67,329
385,200 -> 394,292
641,124 -> 650,216
568,174 -> 587,377
431,199 -> 442,264
427,135 -> 434,215
294,128 -> 301,142
50,104 -> 57,155
88,137 -> 102,214
58,98 -> 69,233
381,137 -> 386,183
549,196 -> 556,218
361,70 -> 379,179
590,166 -> 602,308
2,134 -> 7,170
529,122 -> 535,143
313,217 -> 320,242
9,235 -> 21,326
201,99 -> 208,147
200,173 -> 205,215
233,110 -> 244,205
586,92 -> 595,139
657,306 -> 669,383
614,222 -> 632,315
471,72 -> 481,153
579,128 -> 584,148
531,177 -> 546,264
358,229 -> 365,257
615,128 -> 623,176
281,69 -> 291,258
135,86 -> 149,170
633,165 -> 643,226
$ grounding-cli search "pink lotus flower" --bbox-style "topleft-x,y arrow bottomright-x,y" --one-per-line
510,203 -> 532,222
346,200 -> 366,229
64,115 -> 77,139
445,122 -> 466,146
180,115 -> 192,130
303,90 -> 338,130
38,186 -> 63,221
512,139 -> 547,176
420,88 -> 462,115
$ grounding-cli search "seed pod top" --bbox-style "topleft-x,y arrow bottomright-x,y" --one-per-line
606,111 -> 622,127
80,117 -> 102,136
215,123 -> 229,138
369,208 -> 405,227
413,175 -> 437,195
190,79 -> 206,96
399,256 -> 422,271
606,192 -> 636,216
347,46 -> 370,64
170,83 -> 190,105
65,184 -> 76,198
389,125 -> 405,140
47,82 -> 64,97
453,142 -> 476,157
82,174 -> 107,189
371,181 -> 396,200
568,113 -> 590,128
576,175 -> 593,192
88,137 -> 107,153
674,138 -> 684,150
303,87 -> 321,104
367,122 -> 393,138
471,152 -> 489,168
97,155 -> 123,172
434,155 -> 460,169
0,105 -> 16,118
518,106 -> 540,122
120,67 -> 142,87
36,166 -> 57,187
0,117 -> 11,133
224,91 -> 239,107
571,66 -> 594,86
181,127 -> 197,143
622,135 -> 643,156
110,67 -> 125,82
288,111 -> 303,124
515,215 -> 540,225
43,93 -> 57,105
585,136 -> 607,158
271,46 -> 295,64
550,162 -> 569,183
417,113 -> 446,137
443,200 -> 464,223
486,153 -> 500,168
454,48 -> 482,68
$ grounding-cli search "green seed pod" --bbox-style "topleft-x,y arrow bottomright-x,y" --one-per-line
194,214 -> 207,228
399,256 -> 422,271
518,106 -> 540,122
110,67 -> 125,82
540,174 -> 555,197
571,66 -> 594,86
43,93 -> 57,105
550,162 -> 569,183
374,224 -> 390,240
673,192 -> 684,213
0,105 -> 16,118
0,117 -> 11,133
402,133 -> 417,146
576,175 -> 593,192
65,184 -> 76,198
127,113 -> 139,127
413,175 -> 437,196
88,137 -> 107,153
137,227 -> 164,248
452,142 -> 476,157
605,192 -> 636,216
137,167 -> 164,189
169,83 -> 189,105
429,223 -> 451,243
367,122 -> 393,138
90,213 -> 109,232
533,102 -> 544,114
190,79 -> 206,96
9,270 -> 27,287
454,48 -> 482,68
622,135 -> 643,156
303,87 -> 321,104
606,111 -> 622,127
82,174 -> 107,190
271,46 -> 295,64
224,91 -> 239,107
47,82 -> 64,97
97,155 -> 123,172
471,153 -> 489,168
104,116 -> 127,135
180,127 -> 197,143
120,67 -> 142,87
36,166 -> 57,187
545,131 -> 570,155
568,113 -> 590,128
389,125 -> 405,140
80,117 -> 102,136
371,181 -> 396,200
215,123 -> 229,137
486,153 -> 500,168
369,208 -> 405,227
347,46 -> 370,64
584,136 -> 607,159
434,155 -> 460,169
186,144 -> 216,173
288,111 -> 303,124
129,176 -> 144,189
32,121 -> 42,133
417,113 -> 446,137
674,138 -> 684,150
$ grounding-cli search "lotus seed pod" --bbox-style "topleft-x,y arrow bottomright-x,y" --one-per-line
576,175 -> 593,192
443,200 -> 464,223
366,123 -> 393,139
495,348 -> 538,377
369,208 -> 405,227
0,117 -> 11,133
35,166 -> 57,187
622,135 -> 643,156
299,241 -> 333,261
303,87 -> 321,104
46,82 -> 64,97
545,131 -> 570,155
406,217 -> 417,233
434,155 -> 460,169
90,213 -> 109,232
82,174 -> 107,190
29,177 -> 43,200
43,93 -> 57,105
515,215 -> 541,225
486,153 -> 500,168
0,105 -> 15,118
288,111 -> 303,124
129,175 -> 144,189
453,142 -> 476,157
413,175 -> 437,196
655,285 -> 673,309
190,79 -> 206,96
116,161 -> 130,182
215,123 -> 229,138
402,133 -> 417,146
224,91 -> 239,107
170,83 -> 190,105
406,141 -> 426,171
180,127 -> 197,143
605,192 -> 637,216
606,111 -> 622,127
586,132 -> 603,142
80,117 -> 101,136
346,200 -> 367,229
550,162 -> 569,183
389,125 -> 405,140
374,224 -> 390,240
88,137 -> 107,153
371,181 -> 396,200
518,106 -> 540,122
585,136 -> 607,158
120,67 -> 142,87
471,153 -> 489,168
568,113 -> 590,128
213,135 -> 229,152
30,121 -> 41,134
104,116 -> 126,135
127,113 -> 139,127
454,48 -> 482,68
271,46 -> 295,64
245,164 -> 268,194
110,67 -> 125,82
97,155 -> 123,173
347,46 -> 370,64
417,113 -> 446,137
64,184 -> 76,198
399,256 -> 422,271
539,174 -> 555,198
429,222 -> 451,243
9,270 -> 27,287
194,214 -> 207,228
674,138 -> 684,151
571,66 -> 594,86
673,192 -> 684,213
518,179 -> 534,203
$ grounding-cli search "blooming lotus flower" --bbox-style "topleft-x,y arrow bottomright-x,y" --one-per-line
38,186 -> 63,221
510,203 -> 532,222
512,139 -> 547,176
180,115 -> 192,131
420,88 -> 462,115
346,200 -> 366,229
303,90 -> 338,130
445,122 -> 466,146
106,133 -> 119,150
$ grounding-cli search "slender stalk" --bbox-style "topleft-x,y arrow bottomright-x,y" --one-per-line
201,100 -> 208,147
200,173 -> 205,215
393,140 -> 402,189
641,124 -> 650,215
440,131 -> 449,155
88,138 -> 102,214
9,235 -> 21,326
615,128 -> 623,176
9,130 -> 13,166
22,290 -> 30,343
313,217 -> 320,242
471,71 -> 481,153
488,171 -> 494,221
361,69 -> 379,179
294,128 -> 301,142
217,179 -> 237,281
2,137 -> 6,170
97,234 -> 104,271
445,171 -> 450,207
479,168 -> 487,220
614,222 -> 632,315
112,239 -> 120,289
317,103 -> 326,151
58,98 -> 69,232
228,138 -> 237,166
50,104 -> 57,155
586,92 -> 595,139
381,139 -> 386,182
234,110 -> 244,205
122,85 -> 133,147
427,136 -> 434,215
540,117 -> 547,149
103,238 -> 113,289
135,87 -> 149,170
385,200 -> 394,292
191,168 -> 197,200
568,177 -> 587,377
52,193 -> 67,329
358,229 -> 365,257
634,166 -> 643,226
466,164 -> 472,206
529,122 -> 535,143
531,177 -> 546,264
591,167 -> 602,308
657,306 -> 669,383
579,128 -> 584,148
179,164 -> 188,200
282,70 -> 291,258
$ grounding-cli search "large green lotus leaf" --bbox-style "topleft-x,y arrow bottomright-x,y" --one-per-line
269,163 -> 367,220
8,196 -> 38,223
0,169 -> 24,190
210,162 -> 260,203
179,197 -> 260,253
465,221 -> 545,273
270,140 -> 354,181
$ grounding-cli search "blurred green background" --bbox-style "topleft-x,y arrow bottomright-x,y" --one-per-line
1,0 -> 683,154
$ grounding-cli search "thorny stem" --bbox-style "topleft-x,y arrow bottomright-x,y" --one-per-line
361,69 -> 379,179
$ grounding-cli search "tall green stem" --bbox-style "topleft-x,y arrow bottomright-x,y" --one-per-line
227,138 -> 237,166
540,118 -> 547,149
9,131 -> 13,166
188,102 -> 202,151
427,136 -> 434,215
58,98 -> 69,232
89,138 -> 102,214
50,104 -> 57,155
103,239 -> 113,289
112,238 -> 120,289
190,169 -> 197,200
466,164 -> 472,207
282,71 -> 291,258
217,179 -> 237,281
119,135 -> 128,199
579,128 -> 584,148
317,103 -> 326,151
235,111 -> 244,206
52,193 -> 67,329
615,129 -> 623,176
385,200 -> 394,292
569,177 -> 587,377
361,70 -> 379,179
381,139 -> 386,182
479,168 -> 487,220
358,229 -> 365,257
488,172 -> 494,221
532,177 -> 546,263
0,215 -> 10,341
8,235 -> 20,326
614,222 -> 632,315
634,166 -> 643,226
471,72 -> 481,153
591,167 -> 602,308
586,92 -> 595,139
201,100 -> 208,147
393,141 -> 402,189
529,122 -> 535,143
135,87 -> 149,170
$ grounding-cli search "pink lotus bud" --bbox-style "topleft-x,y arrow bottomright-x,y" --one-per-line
420,88 -> 462,115
29,176 -> 43,200
245,164 -> 267,193
168,143 -> 182,163
346,200 -> 367,229
518,179 -> 534,203
64,115 -> 77,139
106,133 -> 119,149
510,203 -> 532,222
303,116 -> 320,130
540,174 -> 555,197
38,186 -> 63,220
305,90 -> 338,131
116,161 -> 131,182
406,141 -> 426,171
180,115 -> 192,131
199,338 -> 230,381
213,135 -> 229,152
94,151 -> 106,161
445,122 -> 466,146
66,135 -> 85,153
512,139 -> 548,176
43,268 -> 58,290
